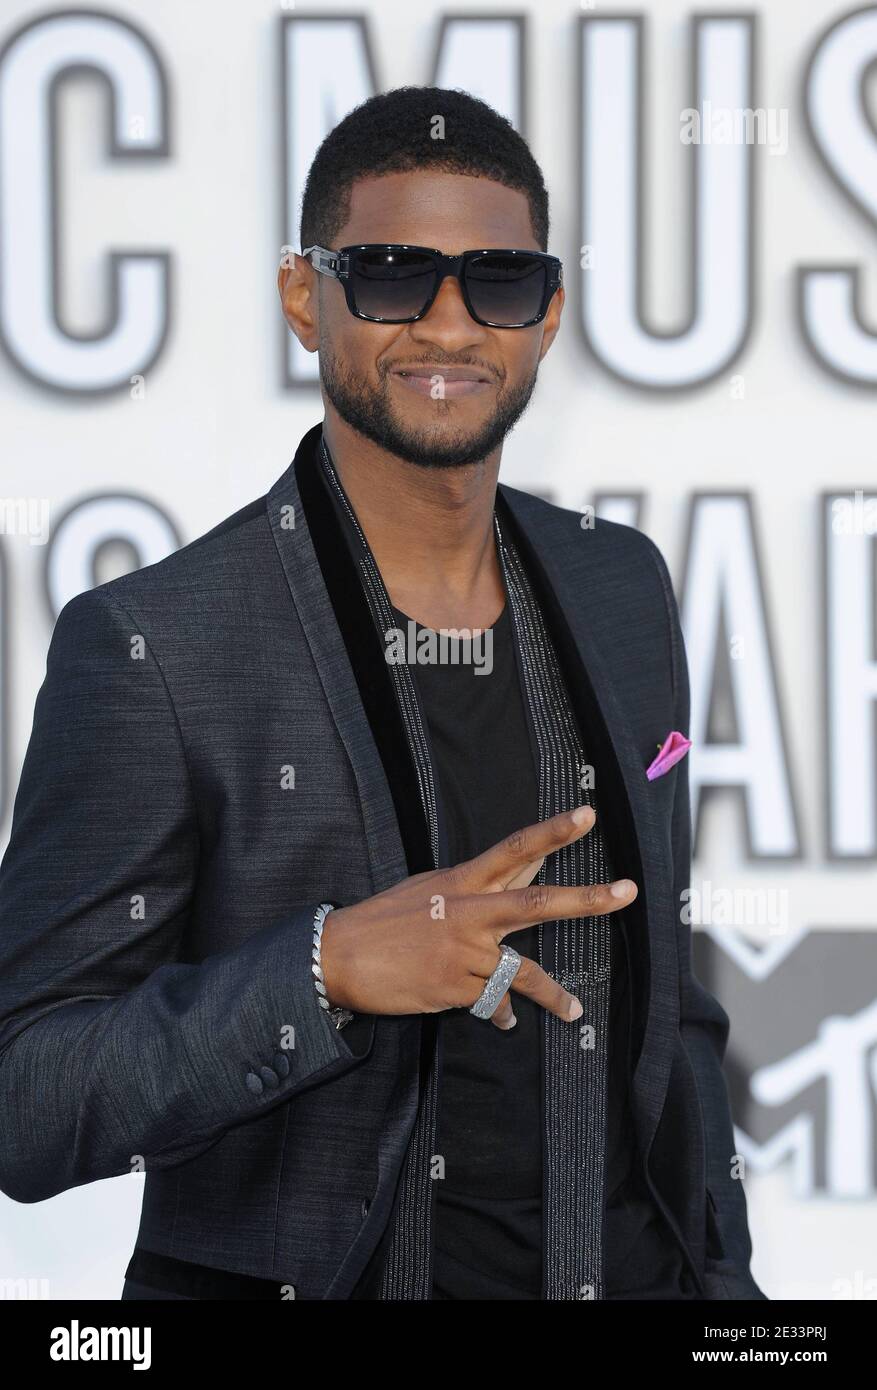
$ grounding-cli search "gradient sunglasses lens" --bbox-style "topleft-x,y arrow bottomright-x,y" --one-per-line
464,253 -> 548,326
350,248 -> 437,321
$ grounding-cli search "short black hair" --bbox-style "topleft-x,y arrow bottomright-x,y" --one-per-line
299,85 -> 549,252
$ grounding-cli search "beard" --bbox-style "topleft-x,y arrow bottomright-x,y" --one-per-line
319,341 -> 539,469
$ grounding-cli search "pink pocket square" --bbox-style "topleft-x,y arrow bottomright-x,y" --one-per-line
646,731 -> 691,781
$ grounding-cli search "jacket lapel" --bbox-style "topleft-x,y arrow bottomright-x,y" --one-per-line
496,483 -> 681,1158
266,422 -> 426,895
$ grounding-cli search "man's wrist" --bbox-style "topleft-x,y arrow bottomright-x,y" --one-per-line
311,902 -> 354,1030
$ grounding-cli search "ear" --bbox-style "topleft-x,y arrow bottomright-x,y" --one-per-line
538,284 -> 564,362
277,252 -> 319,354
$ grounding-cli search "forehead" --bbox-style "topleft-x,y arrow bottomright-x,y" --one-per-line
335,171 -> 538,252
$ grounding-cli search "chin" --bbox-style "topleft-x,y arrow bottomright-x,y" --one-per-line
322,366 -> 533,469
382,427 -> 500,470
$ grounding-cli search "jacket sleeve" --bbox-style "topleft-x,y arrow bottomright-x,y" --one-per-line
645,537 -> 767,1300
0,584 -> 374,1205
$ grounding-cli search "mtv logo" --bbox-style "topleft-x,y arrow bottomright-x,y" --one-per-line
693,929 -> 877,1199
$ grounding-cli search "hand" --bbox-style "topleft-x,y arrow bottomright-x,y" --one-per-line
318,806 -> 637,1031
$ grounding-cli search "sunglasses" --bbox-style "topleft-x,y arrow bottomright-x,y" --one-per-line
301,243 -> 563,328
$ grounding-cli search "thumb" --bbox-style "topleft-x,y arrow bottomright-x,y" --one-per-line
490,991 -> 517,1030
503,856 -> 545,891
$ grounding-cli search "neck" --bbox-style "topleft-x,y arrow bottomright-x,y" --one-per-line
320,406 -> 507,631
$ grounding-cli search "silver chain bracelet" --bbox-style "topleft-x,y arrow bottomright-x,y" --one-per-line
311,903 -> 354,1031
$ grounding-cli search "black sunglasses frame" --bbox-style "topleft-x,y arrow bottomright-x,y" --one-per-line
301,243 -> 563,328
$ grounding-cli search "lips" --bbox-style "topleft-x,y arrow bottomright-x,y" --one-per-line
391,366 -> 493,398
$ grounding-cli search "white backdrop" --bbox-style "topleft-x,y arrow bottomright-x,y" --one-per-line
1,0 -> 876,1301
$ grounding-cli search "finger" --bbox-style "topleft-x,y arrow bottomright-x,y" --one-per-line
498,879 -> 637,937
457,806 -> 596,891
462,948 -> 518,1026
489,990 -> 517,1031
510,956 -> 583,1023
455,877 -> 638,940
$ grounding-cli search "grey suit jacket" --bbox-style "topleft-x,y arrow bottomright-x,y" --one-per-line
0,421 -> 765,1299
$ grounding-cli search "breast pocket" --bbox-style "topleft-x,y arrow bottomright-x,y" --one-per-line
647,758 -> 680,831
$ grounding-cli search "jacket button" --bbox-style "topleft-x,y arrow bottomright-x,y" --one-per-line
260,1066 -> 280,1089
361,1198 -> 371,1220
273,1051 -> 291,1078
245,1071 -> 264,1096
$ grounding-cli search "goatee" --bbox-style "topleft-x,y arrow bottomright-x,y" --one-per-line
319,344 -> 539,469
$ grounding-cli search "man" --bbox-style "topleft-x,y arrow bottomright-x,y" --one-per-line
0,85 -> 765,1300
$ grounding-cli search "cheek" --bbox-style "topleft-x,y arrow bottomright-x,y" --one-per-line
493,330 -> 542,381
321,292 -> 356,350
325,309 -> 401,378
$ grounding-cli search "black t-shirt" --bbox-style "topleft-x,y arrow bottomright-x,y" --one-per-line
405,602 -> 543,1199
392,599 -> 674,1299
400,602 -> 544,1298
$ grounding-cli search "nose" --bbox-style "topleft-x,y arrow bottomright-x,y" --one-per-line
407,272 -> 488,351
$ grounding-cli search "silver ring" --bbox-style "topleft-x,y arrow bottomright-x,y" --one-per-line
469,944 -> 522,1020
